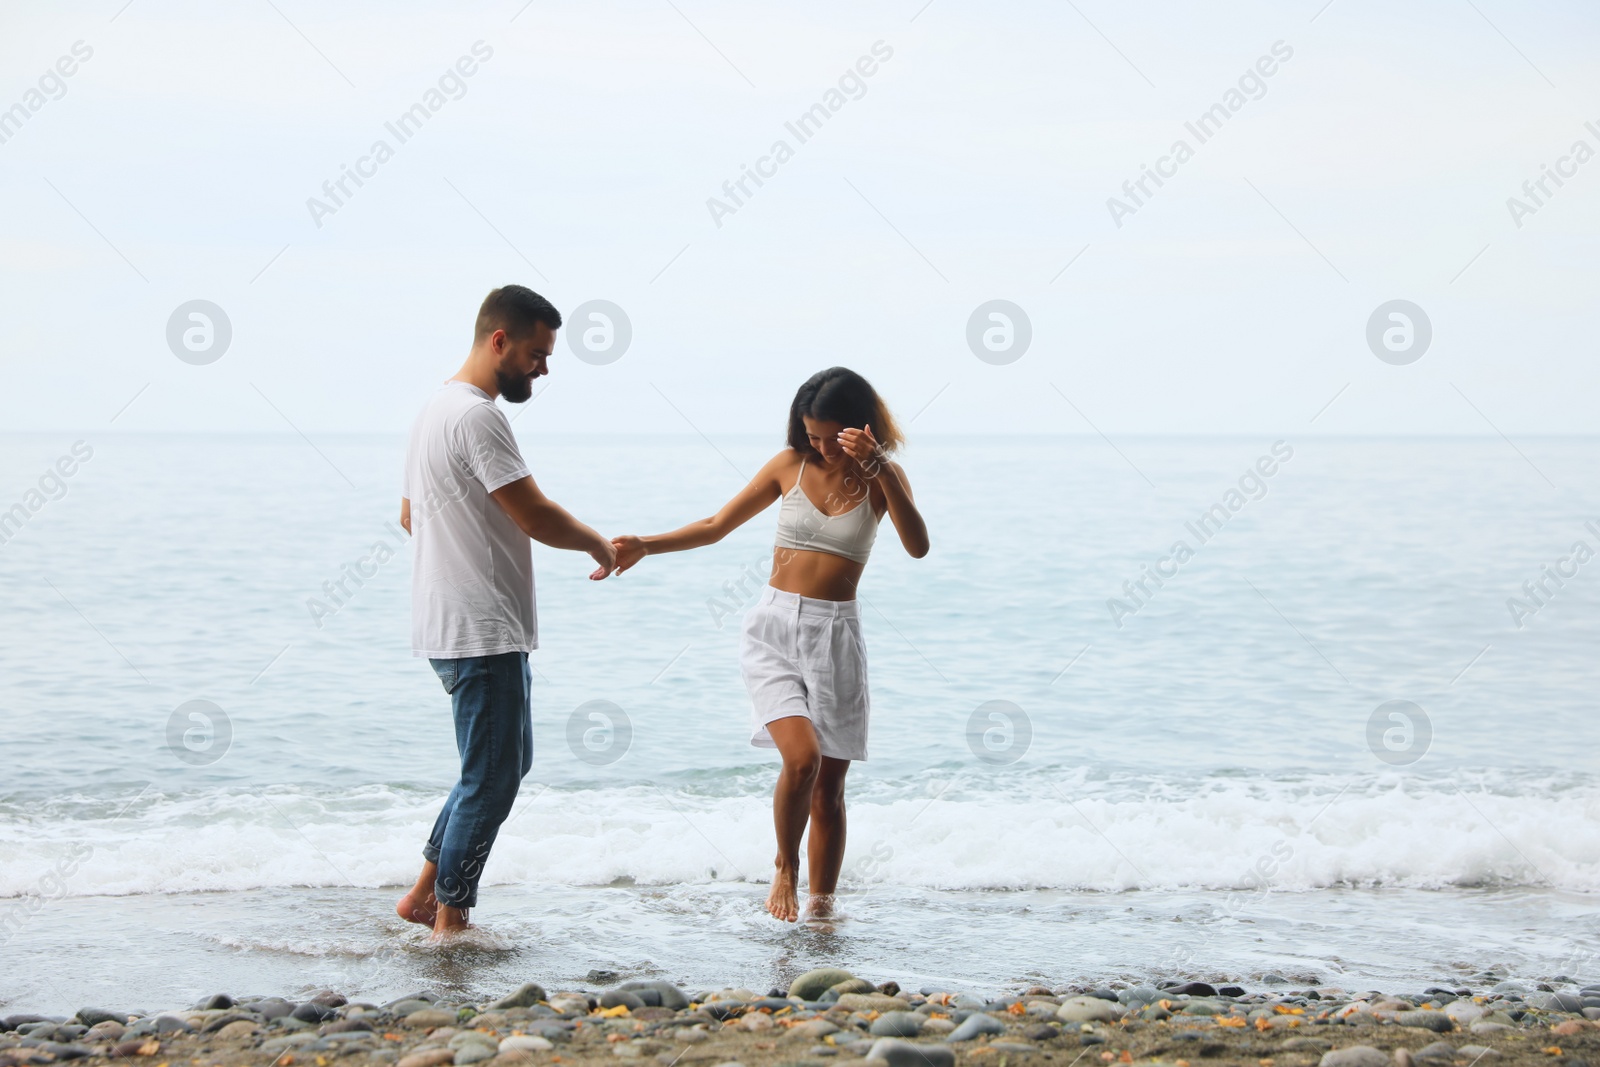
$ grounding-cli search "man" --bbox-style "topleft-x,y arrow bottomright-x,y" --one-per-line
395,284 -> 616,939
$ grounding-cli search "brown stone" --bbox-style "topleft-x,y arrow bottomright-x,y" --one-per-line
397,1050 -> 458,1067
112,1038 -> 161,1057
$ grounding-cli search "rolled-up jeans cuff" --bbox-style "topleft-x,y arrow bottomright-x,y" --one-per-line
422,844 -> 441,864
435,865 -> 477,908
436,885 -> 476,909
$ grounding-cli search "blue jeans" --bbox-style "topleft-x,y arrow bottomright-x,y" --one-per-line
422,651 -> 533,908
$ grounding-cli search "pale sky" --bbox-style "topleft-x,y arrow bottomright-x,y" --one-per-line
2,0 -> 1597,436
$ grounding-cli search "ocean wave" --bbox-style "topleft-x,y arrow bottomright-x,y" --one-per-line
2,775 -> 1597,899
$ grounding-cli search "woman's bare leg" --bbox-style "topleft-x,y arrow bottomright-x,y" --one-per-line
764,716 -> 822,922
804,757 -> 850,917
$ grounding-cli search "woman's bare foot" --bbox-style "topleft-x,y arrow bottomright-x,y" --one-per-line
430,904 -> 473,941
803,893 -> 836,920
395,889 -> 437,927
766,862 -> 800,922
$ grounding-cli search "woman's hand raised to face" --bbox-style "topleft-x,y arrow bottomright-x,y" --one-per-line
610,534 -> 647,574
837,423 -> 884,476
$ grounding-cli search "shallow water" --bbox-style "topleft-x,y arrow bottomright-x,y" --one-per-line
2,433 -> 1598,1011
7,883 -> 1600,1014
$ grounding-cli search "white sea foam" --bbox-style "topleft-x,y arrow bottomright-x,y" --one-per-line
3,774 -> 1597,899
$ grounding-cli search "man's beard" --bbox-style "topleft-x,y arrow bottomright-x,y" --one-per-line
497,368 -> 535,403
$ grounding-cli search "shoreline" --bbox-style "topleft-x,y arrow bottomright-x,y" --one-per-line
4,972 -> 1598,1067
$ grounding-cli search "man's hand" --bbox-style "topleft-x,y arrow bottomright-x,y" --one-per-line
610,535 -> 647,574
588,536 -> 618,581
490,476 -> 618,579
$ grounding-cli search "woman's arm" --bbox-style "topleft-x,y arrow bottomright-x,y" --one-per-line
612,452 -> 790,573
839,425 -> 929,559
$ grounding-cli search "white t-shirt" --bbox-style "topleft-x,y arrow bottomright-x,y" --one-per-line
402,381 -> 537,658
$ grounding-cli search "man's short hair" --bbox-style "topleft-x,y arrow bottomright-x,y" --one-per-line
474,285 -> 562,342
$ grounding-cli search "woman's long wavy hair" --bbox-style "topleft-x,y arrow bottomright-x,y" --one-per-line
786,367 -> 904,459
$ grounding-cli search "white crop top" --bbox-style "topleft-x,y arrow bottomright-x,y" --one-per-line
773,457 -> 879,564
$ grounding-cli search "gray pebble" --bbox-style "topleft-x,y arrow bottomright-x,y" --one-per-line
866,1038 -> 956,1067
256,1000 -> 297,1021
1,1017 -> 56,1032
601,991 -> 647,1011
790,969 -> 857,1002
869,1012 -> 924,1038
293,1002 -> 339,1024
946,1014 -> 1006,1042
615,982 -> 689,1011
1320,1047 -> 1392,1067
488,983 -> 548,1011
30,1042 -> 92,1061
1530,993 -> 1586,1013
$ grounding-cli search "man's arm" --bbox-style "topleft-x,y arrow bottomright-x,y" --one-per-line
400,497 -> 411,535
490,476 -> 616,578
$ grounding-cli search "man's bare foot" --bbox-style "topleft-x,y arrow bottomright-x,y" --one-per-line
430,904 -> 473,941
398,861 -> 440,926
766,863 -> 800,922
395,889 -> 437,927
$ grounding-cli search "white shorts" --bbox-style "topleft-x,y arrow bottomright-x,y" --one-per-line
740,586 -> 870,761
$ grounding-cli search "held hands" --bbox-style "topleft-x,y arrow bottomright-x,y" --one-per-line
609,534 -> 647,575
837,423 -> 885,476
587,536 -> 618,581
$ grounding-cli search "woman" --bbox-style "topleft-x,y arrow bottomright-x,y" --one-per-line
611,367 -> 930,922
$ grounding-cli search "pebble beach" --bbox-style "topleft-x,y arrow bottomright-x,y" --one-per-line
5,971 -> 1600,1067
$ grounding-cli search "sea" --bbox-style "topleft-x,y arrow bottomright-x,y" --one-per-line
1,432 -> 1597,1013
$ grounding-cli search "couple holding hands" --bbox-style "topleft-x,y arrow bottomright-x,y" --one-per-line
395,285 -> 929,939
